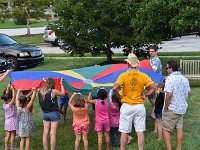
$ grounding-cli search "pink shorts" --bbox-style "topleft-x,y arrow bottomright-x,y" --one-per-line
74,124 -> 89,135
95,121 -> 110,132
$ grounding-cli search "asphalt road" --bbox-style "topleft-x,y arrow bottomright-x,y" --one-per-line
1,27 -> 200,53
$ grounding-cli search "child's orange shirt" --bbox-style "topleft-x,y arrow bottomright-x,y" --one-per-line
69,103 -> 90,126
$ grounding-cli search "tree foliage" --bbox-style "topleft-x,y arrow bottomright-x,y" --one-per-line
54,0 -> 200,61
10,0 -> 51,35
131,0 -> 200,47
0,0 -> 11,23
54,0 -> 142,62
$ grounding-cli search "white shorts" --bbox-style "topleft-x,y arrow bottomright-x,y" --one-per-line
119,103 -> 146,133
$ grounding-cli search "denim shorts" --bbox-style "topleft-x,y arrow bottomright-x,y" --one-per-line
43,111 -> 61,122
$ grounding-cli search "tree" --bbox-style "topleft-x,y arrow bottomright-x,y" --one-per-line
54,0 -> 142,62
0,1 -> 11,23
54,0 -> 200,61
131,0 -> 200,47
10,0 -> 52,35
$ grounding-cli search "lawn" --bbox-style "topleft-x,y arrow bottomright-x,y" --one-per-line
0,20 -> 49,29
12,34 -> 45,45
0,57 -> 199,150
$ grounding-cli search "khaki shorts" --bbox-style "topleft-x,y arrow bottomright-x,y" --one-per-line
161,110 -> 183,131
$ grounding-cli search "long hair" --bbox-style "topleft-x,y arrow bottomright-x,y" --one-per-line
1,88 -> 13,103
19,95 -> 28,108
41,78 -> 55,94
73,93 -> 85,108
97,88 -> 108,105
112,94 -> 122,108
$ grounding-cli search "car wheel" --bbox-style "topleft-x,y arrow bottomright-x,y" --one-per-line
57,39 -> 64,47
6,57 -> 19,71
51,41 -> 57,46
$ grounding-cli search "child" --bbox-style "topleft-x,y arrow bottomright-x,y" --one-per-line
108,89 -> 133,146
16,88 -> 36,150
69,92 -> 90,150
108,93 -> 121,148
58,92 -> 69,121
1,83 -> 16,150
154,82 -> 165,140
21,90 -> 33,112
88,88 -> 110,150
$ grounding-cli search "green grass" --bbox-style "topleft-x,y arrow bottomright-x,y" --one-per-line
11,34 -> 45,45
0,20 -> 49,29
0,57 -> 199,150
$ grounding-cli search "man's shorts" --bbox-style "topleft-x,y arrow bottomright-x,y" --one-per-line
119,103 -> 146,133
95,121 -> 110,132
43,111 -> 61,122
74,124 -> 89,135
58,94 -> 69,107
161,110 -> 183,131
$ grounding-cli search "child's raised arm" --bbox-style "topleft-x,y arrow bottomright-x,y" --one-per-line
8,84 -> 15,107
16,89 -> 21,108
27,88 -> 36,111
52,78 -> 65,97
68,92 -> 76,105
87,91 -> 96,104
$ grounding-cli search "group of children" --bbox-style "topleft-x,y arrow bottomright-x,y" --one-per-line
2,81 -> 165,150
2,82 -> 36,150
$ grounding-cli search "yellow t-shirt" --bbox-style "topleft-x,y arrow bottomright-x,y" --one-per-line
116,69 -> 154,106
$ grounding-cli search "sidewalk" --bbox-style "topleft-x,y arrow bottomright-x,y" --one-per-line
0,27 -> 45,36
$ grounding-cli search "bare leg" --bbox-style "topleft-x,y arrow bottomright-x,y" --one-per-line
75,134 -> 81,150
20,137 -> 25,150
154,119 -> 158,132
50,121 -> 58,150
26,136 -> 30,150
163,129 -> 172,150
176,128 -> 183,150
137,131 -> 144,150
43,121 -> 51,150
5,131 -> 10,149
120,132 -> 128,150
82,133 -> 88,150
62,106 -> 67,121
157,120 -> 163,140
10,131 -> 16,149
97,132 -> 103,150
104,132 -> 110,150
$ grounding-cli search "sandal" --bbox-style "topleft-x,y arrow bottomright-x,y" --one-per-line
127,136 -> 133,144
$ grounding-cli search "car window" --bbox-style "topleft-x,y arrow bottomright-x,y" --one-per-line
0,34 -> 18,46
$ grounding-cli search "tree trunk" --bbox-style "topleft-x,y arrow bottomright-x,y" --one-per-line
106,44 -> 113,63
25,8 -> 30,35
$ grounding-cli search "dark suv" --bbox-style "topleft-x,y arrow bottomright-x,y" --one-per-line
0,33 -> 44,70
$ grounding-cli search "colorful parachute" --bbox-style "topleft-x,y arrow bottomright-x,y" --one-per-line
10,60 -> 164,95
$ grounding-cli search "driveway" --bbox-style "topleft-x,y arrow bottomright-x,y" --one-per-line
1,27 -> 200,53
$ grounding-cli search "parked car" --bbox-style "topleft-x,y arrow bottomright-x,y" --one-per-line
43,25 -> 63,46
0,33 -> 44,70
0,51 -> 8,73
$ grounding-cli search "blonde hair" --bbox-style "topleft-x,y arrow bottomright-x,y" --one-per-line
73,93 -> 85,108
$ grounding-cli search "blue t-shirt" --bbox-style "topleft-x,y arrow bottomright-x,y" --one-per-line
150,57 -> 162,74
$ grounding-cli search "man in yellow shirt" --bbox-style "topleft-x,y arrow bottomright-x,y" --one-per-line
113,53 -> 156,150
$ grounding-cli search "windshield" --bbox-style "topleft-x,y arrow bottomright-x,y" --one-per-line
0,34 -> 18,46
